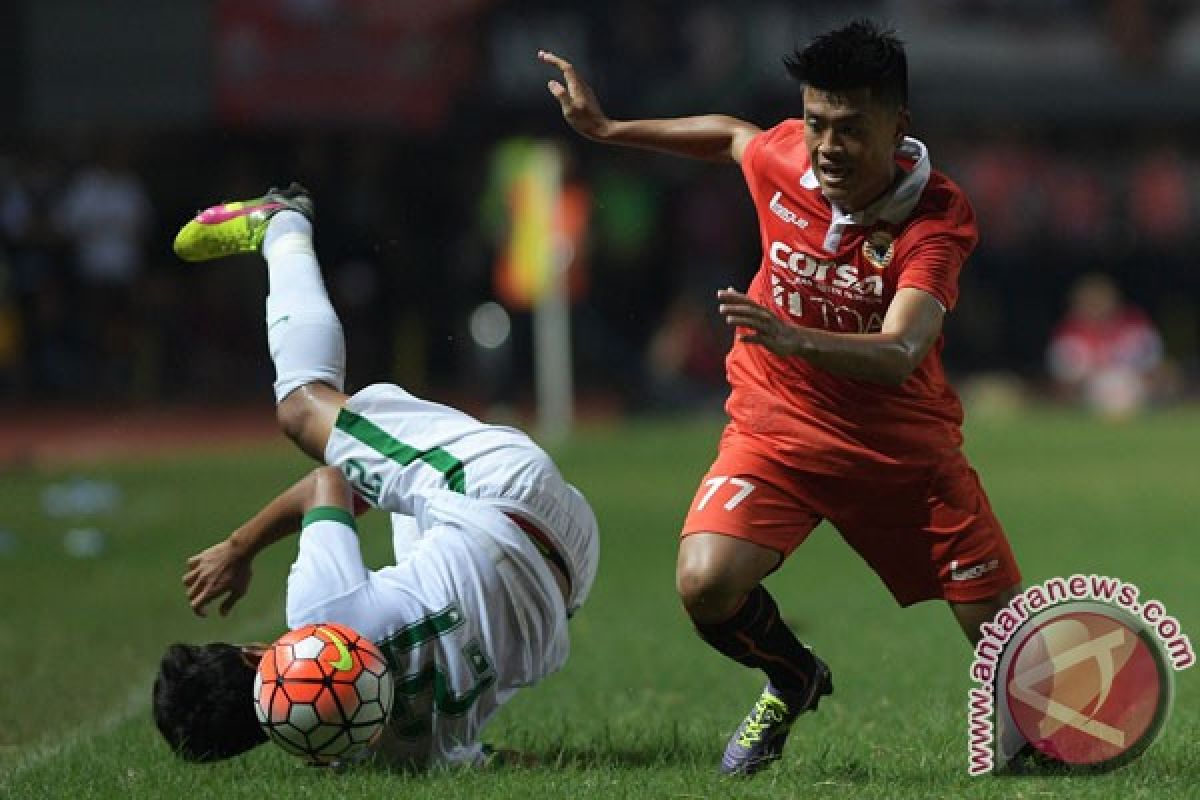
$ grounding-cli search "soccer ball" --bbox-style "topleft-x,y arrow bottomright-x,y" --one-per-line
253,622 -> 393,764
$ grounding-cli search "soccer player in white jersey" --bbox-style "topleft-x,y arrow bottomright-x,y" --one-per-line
151,184 -> 600,769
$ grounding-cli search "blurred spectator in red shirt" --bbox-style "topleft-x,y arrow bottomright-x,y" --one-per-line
1047,273 -> 1170,418
1044,159 -> 1113,250
1128,143 -> 1191,247
958,131 -> 1045,249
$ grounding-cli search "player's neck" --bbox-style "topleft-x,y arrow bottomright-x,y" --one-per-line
833,163 -> 900,215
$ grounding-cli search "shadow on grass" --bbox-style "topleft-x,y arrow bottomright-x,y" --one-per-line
515,722 -> 714,770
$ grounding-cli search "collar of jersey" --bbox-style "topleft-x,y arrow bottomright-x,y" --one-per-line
800,136 -> 931,253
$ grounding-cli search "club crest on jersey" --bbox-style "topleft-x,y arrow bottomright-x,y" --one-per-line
863,231 -> 895,270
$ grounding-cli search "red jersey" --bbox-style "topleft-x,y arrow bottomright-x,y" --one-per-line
730,119 -> 979,476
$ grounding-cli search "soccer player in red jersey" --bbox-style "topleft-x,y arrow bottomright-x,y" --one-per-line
541,20 -> 1022,775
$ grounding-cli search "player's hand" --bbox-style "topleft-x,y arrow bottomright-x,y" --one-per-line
538,50 -> 612,140
718,287 -> 804,357
183,540 -> 253,617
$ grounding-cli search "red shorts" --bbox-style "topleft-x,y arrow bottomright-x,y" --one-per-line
681,435 -> 1021,606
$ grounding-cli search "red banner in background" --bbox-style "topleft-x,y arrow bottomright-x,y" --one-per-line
215,0 -> 491,130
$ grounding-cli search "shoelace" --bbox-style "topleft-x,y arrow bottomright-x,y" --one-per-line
736,695 -> 787,747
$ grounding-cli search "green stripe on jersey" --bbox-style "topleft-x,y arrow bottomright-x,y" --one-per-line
301,506 -> 357,530
335,408 -> 466,493
382,605 -> 465,653
394,664 -> 496,717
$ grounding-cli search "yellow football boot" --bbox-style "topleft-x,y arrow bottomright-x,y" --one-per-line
173,182 -> 312,262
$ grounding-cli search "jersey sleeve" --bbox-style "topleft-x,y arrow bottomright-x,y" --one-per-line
739,121 -> 794,203
739,128 -> 768,184
894,183 -> 979,312
284,508 -> 370,630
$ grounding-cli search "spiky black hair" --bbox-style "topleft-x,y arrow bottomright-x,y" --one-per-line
152,643 -> 266,763
784,20 -> 908,109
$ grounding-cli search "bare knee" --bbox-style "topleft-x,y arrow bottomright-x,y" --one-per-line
676,534 -> 780,624
276,392 -> 311,446
677,561 -> 744,622
276,383 -> 345,461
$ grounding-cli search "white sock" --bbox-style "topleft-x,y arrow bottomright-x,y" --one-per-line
262,211 -> 346,403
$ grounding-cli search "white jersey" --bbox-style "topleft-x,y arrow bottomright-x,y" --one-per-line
285,384 -> 599,768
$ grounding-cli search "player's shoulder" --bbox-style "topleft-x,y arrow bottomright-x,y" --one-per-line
899,167 -> 977,242
888,167 -> 978,264
915,168 -> 973,219
755,118 -> 806,148
744,119 -> 808,175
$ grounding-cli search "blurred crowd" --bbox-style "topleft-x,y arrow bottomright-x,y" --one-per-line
1,0 -> 1197,416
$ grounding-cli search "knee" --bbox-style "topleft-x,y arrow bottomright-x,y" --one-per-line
276,392 -> 311,446
676,558 -> 742,622
676,534 -> 780,623
275,383 -> 343,461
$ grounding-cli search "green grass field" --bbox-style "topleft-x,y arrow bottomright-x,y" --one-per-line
1,410 -> 1197,799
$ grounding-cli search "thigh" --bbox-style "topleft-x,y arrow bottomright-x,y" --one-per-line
923,453 -> 1021,603
324,383 -> 495,509
681,438 -> 822,557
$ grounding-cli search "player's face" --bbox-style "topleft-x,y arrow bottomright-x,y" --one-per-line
802,87 -> 909,212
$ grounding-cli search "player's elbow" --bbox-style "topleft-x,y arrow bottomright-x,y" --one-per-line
875,343 -> 923,386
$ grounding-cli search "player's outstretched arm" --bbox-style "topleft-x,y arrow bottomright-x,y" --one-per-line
538,50 -> 761,163
718,286 -> 944,385
183,466 -> 352,617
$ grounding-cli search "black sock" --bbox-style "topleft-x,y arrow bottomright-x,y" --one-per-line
693,585 -> 818,694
